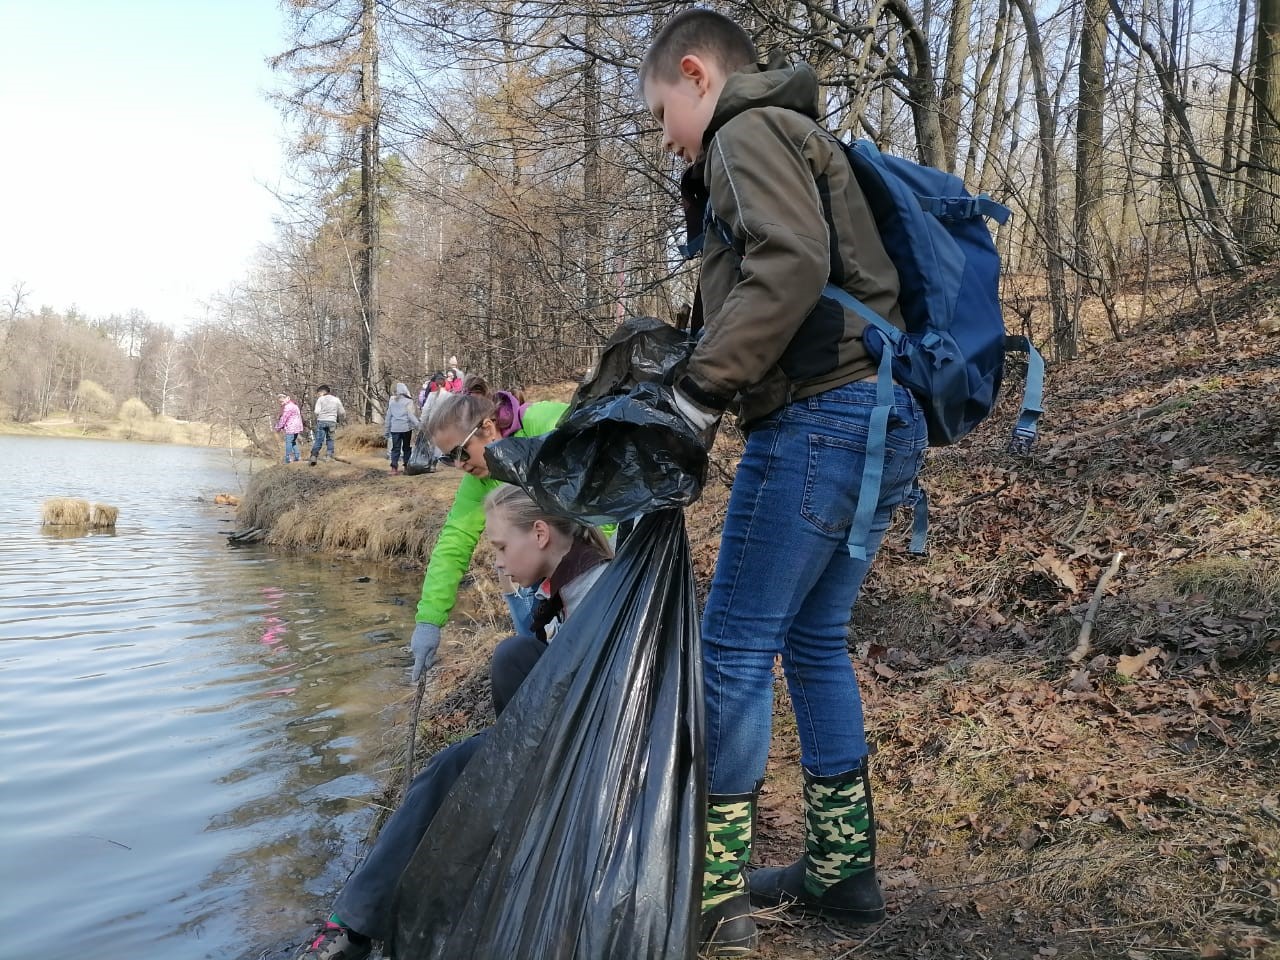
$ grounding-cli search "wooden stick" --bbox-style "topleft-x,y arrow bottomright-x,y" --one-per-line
404,673 -> 427,791
1068,550 -> 1125,663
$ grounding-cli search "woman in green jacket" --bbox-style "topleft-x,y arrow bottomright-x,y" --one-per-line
409,390 -> 567,682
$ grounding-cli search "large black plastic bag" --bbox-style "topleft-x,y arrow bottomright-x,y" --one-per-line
485,317 -> 706,525
571,315 -> 694,407
404,429 -> 436,476
388,509 -> 705,960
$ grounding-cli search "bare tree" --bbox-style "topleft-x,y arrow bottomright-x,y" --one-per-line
272,0 -> 388,420
1010,0 -> 1073,358
1110,0 -> 1246,271
938,0 -> 973,172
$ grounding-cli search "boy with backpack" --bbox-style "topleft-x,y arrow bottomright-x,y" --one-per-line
641,10 -> 930,954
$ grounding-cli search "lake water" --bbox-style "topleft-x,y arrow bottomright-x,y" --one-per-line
0,435 -> 424,958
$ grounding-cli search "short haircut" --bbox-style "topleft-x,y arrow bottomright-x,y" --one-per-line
641,9 -> 757,87
317,384 -> 330,393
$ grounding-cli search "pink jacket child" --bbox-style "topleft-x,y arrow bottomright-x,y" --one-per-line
275,394 -> 305,463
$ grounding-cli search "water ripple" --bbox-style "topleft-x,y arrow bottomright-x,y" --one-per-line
0,437 -> 422,958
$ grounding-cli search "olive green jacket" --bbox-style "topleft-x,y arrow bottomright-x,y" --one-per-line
678,62 -> 904,427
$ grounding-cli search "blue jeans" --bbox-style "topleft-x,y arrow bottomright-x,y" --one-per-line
703,381 -> 928,795
310,422 -> 336,459
388,430 -> 412,468
283,433 -> 300,462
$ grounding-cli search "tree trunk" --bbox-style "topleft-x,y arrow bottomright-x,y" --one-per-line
1010,0 -> 1073,358
884,0 -> 947,167
1075,0 -> 1109,278
582,18 -> 605,331
879,18 -> 902,150
965,0 -> 1008,187
357,0 -> 381,421
939,0 -> 974,173
1244,0 -> 1280,253
1219,0 -> 1251,210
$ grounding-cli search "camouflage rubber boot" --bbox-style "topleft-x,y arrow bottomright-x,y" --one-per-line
700,791 -> 759,956
748,761 -> 885,923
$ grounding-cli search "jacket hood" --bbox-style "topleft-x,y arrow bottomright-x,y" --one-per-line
704,57 -> 820,144
494,390 -> 527,438
392,382 -> 411,398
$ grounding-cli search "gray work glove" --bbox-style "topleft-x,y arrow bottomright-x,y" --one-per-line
410,622 -> 441,683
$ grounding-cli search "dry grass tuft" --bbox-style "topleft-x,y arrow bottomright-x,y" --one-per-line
237,460 -> 462,563
523,381 -> 578,404
1154,554 -> 1280,611
344,422 -> 393,451
42,497 -> 91,525
88,503 -> 118,529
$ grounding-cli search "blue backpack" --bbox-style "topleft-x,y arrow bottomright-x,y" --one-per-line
701,137 -> 1043,557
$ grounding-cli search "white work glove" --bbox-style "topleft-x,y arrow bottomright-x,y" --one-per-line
410,622 -> 441,683
671,387 -> 722,446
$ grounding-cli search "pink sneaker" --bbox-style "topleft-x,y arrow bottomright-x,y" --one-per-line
295,921 -> 371,959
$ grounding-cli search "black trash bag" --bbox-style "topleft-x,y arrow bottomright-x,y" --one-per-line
484,316 -> 705,524
571,315 -> 694,407
485,381 -> 707,526
388,510 -> 704,960
404,429 -> 437,476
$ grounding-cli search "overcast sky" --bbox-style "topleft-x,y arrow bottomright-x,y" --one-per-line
0,0 -> 290,328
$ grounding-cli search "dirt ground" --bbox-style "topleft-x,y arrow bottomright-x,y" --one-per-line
245,267 -> 1279,960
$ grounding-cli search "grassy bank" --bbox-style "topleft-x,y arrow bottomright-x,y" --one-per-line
0,415 -> 248,448
237,424 -> 460,565
243,273 -> 1279,959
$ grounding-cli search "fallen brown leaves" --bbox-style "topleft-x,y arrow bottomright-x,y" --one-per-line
750,267 -> 1280,959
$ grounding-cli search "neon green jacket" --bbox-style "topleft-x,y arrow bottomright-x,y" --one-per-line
415,400 -> 568,626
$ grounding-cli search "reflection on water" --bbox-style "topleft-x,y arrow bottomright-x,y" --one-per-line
0,436 -> 424,958
39,524 -> 118,540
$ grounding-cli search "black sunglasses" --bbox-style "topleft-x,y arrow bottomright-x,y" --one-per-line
449,421 -> 485,464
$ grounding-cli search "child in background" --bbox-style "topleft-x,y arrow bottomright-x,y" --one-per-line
383,382 -> 421,476
309,385 -> 346,465
416,374 -> 449,472
641,10 -> 929,953
274,393 -> 303,463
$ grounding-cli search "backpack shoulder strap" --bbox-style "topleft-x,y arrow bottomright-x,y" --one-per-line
1002,335 -> 1045,454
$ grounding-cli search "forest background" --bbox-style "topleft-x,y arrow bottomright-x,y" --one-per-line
1,0 -> 1277,444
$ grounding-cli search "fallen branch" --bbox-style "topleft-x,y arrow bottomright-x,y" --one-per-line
1068,550 -> 1125,663
954,475 -> 1016,508
1044,393 -> 1200,457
